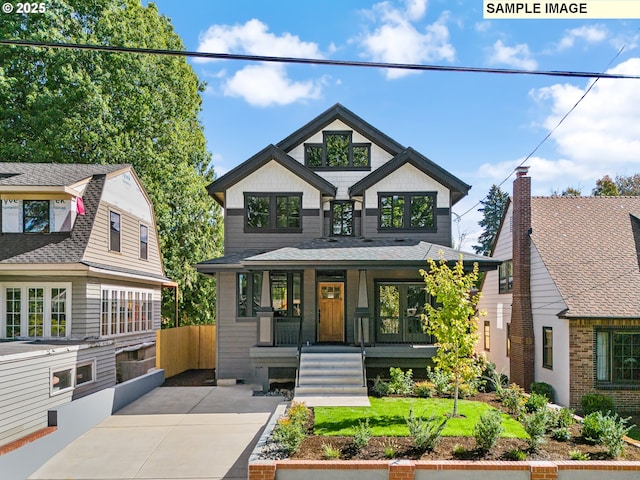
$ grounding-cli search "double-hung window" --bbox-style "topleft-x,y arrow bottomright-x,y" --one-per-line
378,193 -> 436,231
305,131 -> 371,170
245,193 -> 301,232
499,260 -> 513,293
110,211 -> 121,252
542,326 -> 553,369
139,224 -> 149,260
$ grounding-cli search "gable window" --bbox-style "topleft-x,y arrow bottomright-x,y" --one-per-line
305,131 -> 371,170
110,211 -> 121,252
597,329 -> 640,384
331,201 -> 354,236
499,260 -> 513,293
245,193 -> 301,232
139,224 -> 149,260
23,200 -> 50,233
542,326 -> 553,369
484,321 -> 491,351
2,284 -> 71,339
378,193 -> 435,231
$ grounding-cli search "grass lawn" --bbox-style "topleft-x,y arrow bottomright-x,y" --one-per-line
314,397 -> 527,438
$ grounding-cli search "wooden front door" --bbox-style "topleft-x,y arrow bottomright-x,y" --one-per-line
318,282 -> 344,342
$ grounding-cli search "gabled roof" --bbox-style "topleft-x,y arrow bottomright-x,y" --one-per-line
276,103 -> 405,156
0,162 -> 127,188
530,196 -> 640,319
206,144 -> 337,205
349,147 -> 471,205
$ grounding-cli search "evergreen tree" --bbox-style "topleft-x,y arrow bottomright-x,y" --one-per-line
473,185 -> 509,256
0,0 -> 222,325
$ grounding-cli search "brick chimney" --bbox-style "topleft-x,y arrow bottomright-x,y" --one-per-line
510,166 -> 535,391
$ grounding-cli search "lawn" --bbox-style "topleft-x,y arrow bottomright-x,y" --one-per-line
314,397 -> 527,438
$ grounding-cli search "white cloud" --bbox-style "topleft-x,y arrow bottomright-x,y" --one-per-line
557,25 -> 607,51
195,19 -> 327,106
357,1 -> 455,80
488,40 -> 537,70
223,64 -> 325,107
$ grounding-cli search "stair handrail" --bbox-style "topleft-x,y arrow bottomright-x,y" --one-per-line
295,315 -> 304,388
358,316 -> 367,388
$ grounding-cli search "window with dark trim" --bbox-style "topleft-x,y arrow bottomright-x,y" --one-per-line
304,131 -> 371,170
499,260 -> 513,293
484,321 -> 491,351
23,200 -> 50,233
378,192 -> 435,231
331,201 -> 354,236
236,272 -> 302,318
542,326 -> 553,369
237,272 -> 263,317
110,211 -> 121,252
139,224 -> 149,260
506,323 -> 511,357
375,281 -> 434,343
597,329 -> 640,384
245,193 -> 301,232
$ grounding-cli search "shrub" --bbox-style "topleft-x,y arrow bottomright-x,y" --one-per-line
482,364 -> 508,396
406,407 -> 448,451
287,401 -> 311,425
388,367 -> 414,396
352,418 -> 373,451
474,409 -> 504,452
525,392 -> 549,413
383,440 -> 398,459
413,381 -> 436,398
452,444 -> 468,457
581,393 -> 615,415
321,442 -> 341,459
371,375 -> 389,397
530,382 -> 555,403
551,427 -> 571,442
549,407 -> 575,430
426,366 -> 453,397
502,384 -> 526,417
273,416 -> 306,455
569,449 -> 590,461
504,448 -> 527,461
601,414 -> 634,458
582,411 -> 606,444
522,409 -> 550,451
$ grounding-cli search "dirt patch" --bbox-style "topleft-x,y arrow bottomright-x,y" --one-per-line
290,393 -> 640,462
162,369 -> 216,387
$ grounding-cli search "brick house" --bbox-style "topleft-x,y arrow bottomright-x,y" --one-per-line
478,167 -> 640,412
196,104 -> 499,401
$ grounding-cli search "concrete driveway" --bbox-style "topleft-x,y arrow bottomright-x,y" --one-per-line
29,385 -> 285,480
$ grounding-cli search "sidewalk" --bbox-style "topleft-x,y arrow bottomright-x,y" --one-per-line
29,385 -> 285,480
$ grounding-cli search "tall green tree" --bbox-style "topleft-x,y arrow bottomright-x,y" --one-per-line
613,174 -> 640,196
0,0 -> 222,325
592,175 -> 619,196
420,254 -> 484,417
474,185 -> 509,256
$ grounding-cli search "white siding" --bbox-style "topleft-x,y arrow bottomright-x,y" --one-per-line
530,241 -> 570,406
226,161 -> 322,209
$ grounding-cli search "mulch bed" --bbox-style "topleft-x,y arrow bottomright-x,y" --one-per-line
290,393 -> 640,461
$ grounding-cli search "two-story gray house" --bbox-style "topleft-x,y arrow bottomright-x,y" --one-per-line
197,104 -> 498,401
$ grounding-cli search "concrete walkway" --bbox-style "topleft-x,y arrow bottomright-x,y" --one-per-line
29,385 -> 285,480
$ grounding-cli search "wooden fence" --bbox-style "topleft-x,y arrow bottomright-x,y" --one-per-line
156,325 -> 216,378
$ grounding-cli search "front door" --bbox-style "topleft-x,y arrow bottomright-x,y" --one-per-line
318,282 -> 344,342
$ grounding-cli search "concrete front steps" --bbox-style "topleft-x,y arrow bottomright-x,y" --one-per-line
293,346 -> 370,407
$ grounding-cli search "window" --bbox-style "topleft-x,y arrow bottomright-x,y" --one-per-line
23,200 -> 50,233
28,287 -> 44,337
50,288 -> 67,337
237,272 -> 302,318
5,287 -> 21,338
597,330 -> 640,384
75,360 -> 95,386
506,323 -> 511,357
110,211 -> 121,252
499,260 -> 513,293
51,367 -> 74,395
2,284 -> 70,339
376,281 -> 433,343
331,201 -> 354,236
139,224 -> 148,260
245,193 -> 301,232
378,193 -> 436,231
542,326 -> 553,369
484,321 -> 491,351
305,131 -> 371,169
100,288 -> 153,336
51,359 -> 96,396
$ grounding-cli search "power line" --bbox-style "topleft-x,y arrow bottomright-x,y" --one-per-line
2,39 -> 640,80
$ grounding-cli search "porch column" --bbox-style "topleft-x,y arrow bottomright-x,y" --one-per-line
355,269 -> 371,345
256,271 -> 274,346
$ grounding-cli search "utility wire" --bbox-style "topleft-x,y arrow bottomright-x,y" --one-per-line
2,39 -> 640,80
455,42 -> 630,222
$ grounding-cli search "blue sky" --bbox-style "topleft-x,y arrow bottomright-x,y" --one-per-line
148,0 -> 640,248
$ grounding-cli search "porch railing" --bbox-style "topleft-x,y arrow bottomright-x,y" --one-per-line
274,317 -> 301,346
374,316 -> 434,344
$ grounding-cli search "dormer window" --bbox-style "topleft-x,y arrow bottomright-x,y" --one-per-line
23,200 -> 50,233
305,131 -> 370,170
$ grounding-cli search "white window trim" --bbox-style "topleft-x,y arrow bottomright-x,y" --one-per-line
100,286 -> 154,337
109,209 -> 122,253
139,222 -> 149,261
0,282 -> 72,339
76,359 -> 96,387
50,365 -> 75,396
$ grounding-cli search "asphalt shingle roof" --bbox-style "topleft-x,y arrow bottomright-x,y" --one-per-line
0,162 -> 127,187
530,196 -> 640,319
